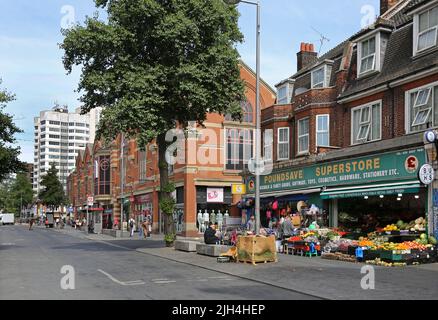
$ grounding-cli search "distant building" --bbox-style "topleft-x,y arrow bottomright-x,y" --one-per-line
24,163 -> 34,185
33,104 -> 102,194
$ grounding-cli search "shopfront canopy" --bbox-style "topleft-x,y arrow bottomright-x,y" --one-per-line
320,181 -> 422,199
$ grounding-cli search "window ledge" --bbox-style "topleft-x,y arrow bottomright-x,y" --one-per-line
413,46 -> 438,60
357,69 -> 380,80
351,139 -> 382,147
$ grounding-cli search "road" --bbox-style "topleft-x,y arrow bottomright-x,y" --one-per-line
0,225 -> 319,300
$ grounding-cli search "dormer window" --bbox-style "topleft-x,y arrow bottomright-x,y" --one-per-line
359,37 -> 376,74
311,64 -> 332,89
276,79 -> 294,104
415,6 -> 438,54
311,66 -> 325,88
357,32 -> 384,77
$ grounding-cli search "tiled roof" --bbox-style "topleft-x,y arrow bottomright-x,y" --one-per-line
339,16 -> 438,99
288,0 -> 432,83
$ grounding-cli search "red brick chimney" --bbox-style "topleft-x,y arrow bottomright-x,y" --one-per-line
380,0 -> 400,15
297,42 -> 317,71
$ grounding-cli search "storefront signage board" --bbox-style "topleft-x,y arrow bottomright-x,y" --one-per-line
246,148 -> 426,193
232,184 -> 246,195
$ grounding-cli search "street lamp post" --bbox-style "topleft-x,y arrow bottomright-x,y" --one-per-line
225,0 -> 261,234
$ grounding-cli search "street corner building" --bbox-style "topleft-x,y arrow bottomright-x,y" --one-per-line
67,62 -> 276,237
243,0 -> 438,238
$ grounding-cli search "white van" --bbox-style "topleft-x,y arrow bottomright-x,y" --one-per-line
0,213 -> 15,225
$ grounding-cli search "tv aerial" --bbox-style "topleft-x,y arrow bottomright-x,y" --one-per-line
311,26 -> 330,54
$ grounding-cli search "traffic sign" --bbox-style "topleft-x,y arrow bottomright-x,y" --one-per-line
87,196 -> 94,206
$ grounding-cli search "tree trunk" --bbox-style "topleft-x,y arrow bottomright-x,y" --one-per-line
157,133 -> 175,240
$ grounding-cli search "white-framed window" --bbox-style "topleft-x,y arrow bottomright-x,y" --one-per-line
311,66 -> 325,88
406,82 -> 438,133
277,86 -> 288,104
351,101 -> 382,145
277,127 -> 290,161
359,36 -> 377,75
311,65 -> 332,89
297,118 -> 309,154
316,114 -> 330,147
414,6 -> 438,54
263,129 -> 273,161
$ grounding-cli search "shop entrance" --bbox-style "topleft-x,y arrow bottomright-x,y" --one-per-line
333,189 -> 426,234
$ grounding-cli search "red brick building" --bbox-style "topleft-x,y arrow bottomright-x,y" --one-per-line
67,62 -> 276,236
252,0 -> 438,235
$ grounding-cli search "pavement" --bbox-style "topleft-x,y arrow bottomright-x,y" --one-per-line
2,224 -> 438,300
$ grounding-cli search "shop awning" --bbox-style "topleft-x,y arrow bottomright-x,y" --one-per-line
260,188 -> 322,199
320,181 -> 422,199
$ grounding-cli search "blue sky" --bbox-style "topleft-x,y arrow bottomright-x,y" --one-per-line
0,0 -> 379,163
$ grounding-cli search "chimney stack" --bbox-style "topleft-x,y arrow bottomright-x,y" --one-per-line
297,42 -> 317,72
380,0 -> 400,15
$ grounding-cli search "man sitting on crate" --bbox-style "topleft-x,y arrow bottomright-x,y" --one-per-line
204,222 -> 220,245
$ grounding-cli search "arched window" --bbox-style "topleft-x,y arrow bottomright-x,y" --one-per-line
224,99 -> 254,123
242,99 -> 253,123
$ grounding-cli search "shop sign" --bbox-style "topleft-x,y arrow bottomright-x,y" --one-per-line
135,194 -> 152,203
207,188 -> 224,203
87,196 -> 94,206
418,164 -> 434,185
246,148 -> 426,193
232,184 -> 246,195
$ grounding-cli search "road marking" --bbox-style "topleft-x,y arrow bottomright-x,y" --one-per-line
1,243 -> 15,246
153,280 -> 176,284
207,276 -> 231,279
97,269 -> 145,286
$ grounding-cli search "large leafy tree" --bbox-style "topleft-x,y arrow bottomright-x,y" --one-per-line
61,0 -> 245,240
0,80 -> 25,182
6,173 -> 34,216
38,163 -> 66,211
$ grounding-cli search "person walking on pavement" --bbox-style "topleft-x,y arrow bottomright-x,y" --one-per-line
129,217 -> 135,237
29,218 -> 34,230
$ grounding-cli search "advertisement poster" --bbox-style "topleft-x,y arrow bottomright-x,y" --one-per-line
206,188 -> 224,203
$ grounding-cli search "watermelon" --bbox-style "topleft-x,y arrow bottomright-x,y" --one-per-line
396,220 -> 404,228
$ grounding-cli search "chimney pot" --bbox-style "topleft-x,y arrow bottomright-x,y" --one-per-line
297,42 -> 318,71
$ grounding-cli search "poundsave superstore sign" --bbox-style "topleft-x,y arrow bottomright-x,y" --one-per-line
246,148 -> 426,193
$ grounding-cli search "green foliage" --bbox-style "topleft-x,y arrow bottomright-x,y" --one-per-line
38,163 -> 67,210
0,81 -> 25,182
0,174 -> 34,214
61,0 -> 245,146
159,196 -> 176,216
164,233 -> 176,243
162,182 -> 175,193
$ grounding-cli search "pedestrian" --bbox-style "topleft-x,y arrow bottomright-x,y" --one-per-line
246,215 -> 256,234
138,221 -> 143,238
29,218 -> 34,231
129,217 -> 135,237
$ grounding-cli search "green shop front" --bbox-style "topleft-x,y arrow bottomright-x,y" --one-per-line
246,147 -> 429,233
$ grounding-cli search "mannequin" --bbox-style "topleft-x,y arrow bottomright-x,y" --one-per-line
224,210 -> 230,226
217,210 -> 224,231
210,210 -> 216,225
203,209 -> 210,232
197,210 -> 204,233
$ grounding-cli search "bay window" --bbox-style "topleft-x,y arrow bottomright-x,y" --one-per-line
297,118 -> 309,154
263,129 -> 273,161
277,127 -> 290,161
316,114 -> 330,147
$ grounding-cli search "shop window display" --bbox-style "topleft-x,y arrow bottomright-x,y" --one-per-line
336,191 -> 426,234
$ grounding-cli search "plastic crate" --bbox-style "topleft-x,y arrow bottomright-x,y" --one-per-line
380,250 -> 403,261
